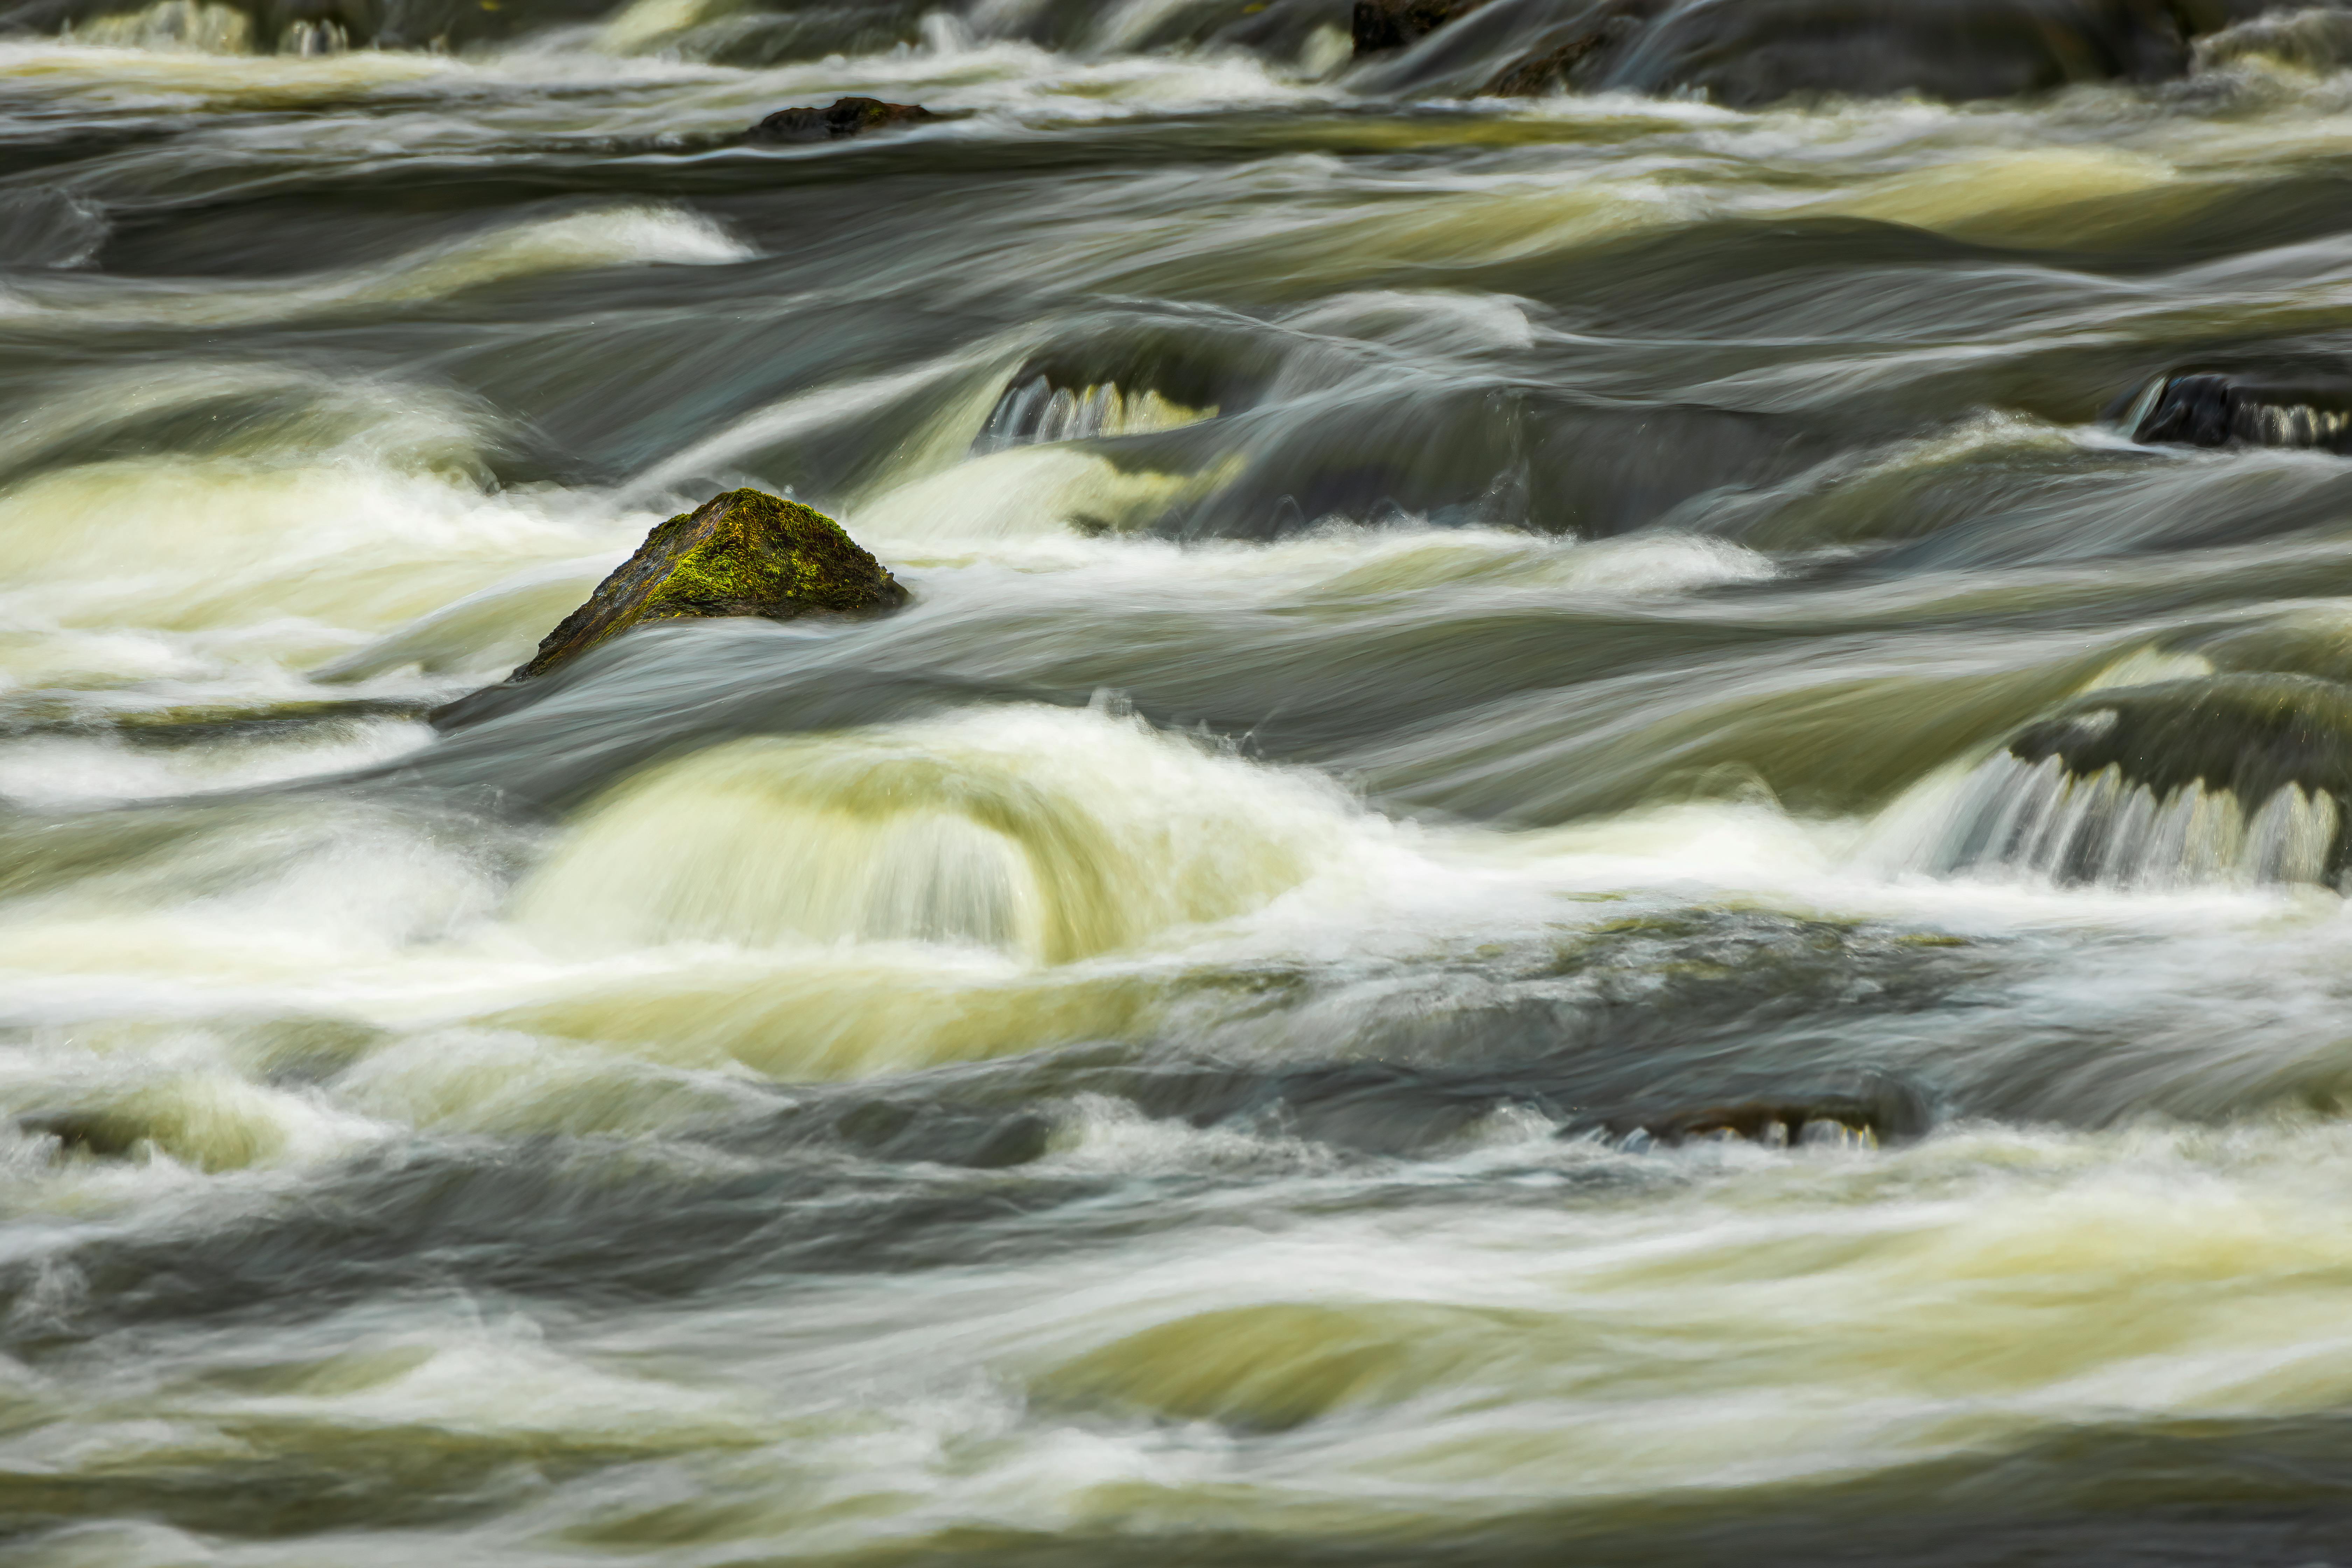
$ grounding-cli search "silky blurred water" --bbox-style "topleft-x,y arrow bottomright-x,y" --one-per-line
13,1 -> 2352,1561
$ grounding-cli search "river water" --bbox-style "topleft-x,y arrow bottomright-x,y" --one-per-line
14,1 -> 2352,1561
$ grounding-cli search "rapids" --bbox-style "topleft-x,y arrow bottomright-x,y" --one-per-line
16,0 -> 2352,1561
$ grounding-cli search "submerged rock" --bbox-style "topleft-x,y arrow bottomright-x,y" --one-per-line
747,97 -> 936,144
1383,0 -> 2288,104
1482,0 -> 1659,93
1352,0 -> 1492,52
506,488 -> 906,685
2128,370 -> 2352,453
19,1110 -> 144,1160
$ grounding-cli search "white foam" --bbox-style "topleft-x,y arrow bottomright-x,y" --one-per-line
514,703 -> 1372,963
0,380 -> 667,702
0,721 -> 432,810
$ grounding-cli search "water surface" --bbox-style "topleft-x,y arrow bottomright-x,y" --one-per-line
10,3 -> 2352,1561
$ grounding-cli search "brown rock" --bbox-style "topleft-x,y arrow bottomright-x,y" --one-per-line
510,487 -> 907,683
747,97 -> 936,144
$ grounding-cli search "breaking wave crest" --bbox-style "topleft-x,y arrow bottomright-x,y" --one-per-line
514,704 -> 1369,962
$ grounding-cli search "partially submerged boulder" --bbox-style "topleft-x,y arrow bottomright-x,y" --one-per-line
2128,370 -> 2352,453
510,488 -> 906,684
747,97 -> 936,144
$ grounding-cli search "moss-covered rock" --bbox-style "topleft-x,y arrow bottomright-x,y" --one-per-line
511,488 -> 907,683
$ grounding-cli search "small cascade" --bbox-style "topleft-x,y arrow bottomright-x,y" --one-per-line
1906,674 -> 2352,890
976,375 -> 1214,452
513,706 -> 1356,964
69,0 -> 253,50
279,17 -> 348,53
1919,751 -> 2342,888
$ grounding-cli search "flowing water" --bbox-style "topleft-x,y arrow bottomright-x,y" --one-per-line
20,0 -> 2352,1561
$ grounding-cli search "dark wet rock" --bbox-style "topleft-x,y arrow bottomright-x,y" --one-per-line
2129,370 -> 2352,453
443,489 -> 904,718
746,97 -> 937,144
19,1111 -> 142,1160
1353,0 -> 1491,52
1446,0 -> 2290,105
1484,0 -> 1654,92
2006,673 -> 2352,811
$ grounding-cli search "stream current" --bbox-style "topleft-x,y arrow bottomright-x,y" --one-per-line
13,1 -> 2352,1562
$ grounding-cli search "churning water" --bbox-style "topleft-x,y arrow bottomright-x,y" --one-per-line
21,0 -> 2352,1561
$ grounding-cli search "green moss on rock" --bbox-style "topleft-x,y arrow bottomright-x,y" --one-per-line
513,488 -> 908,681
